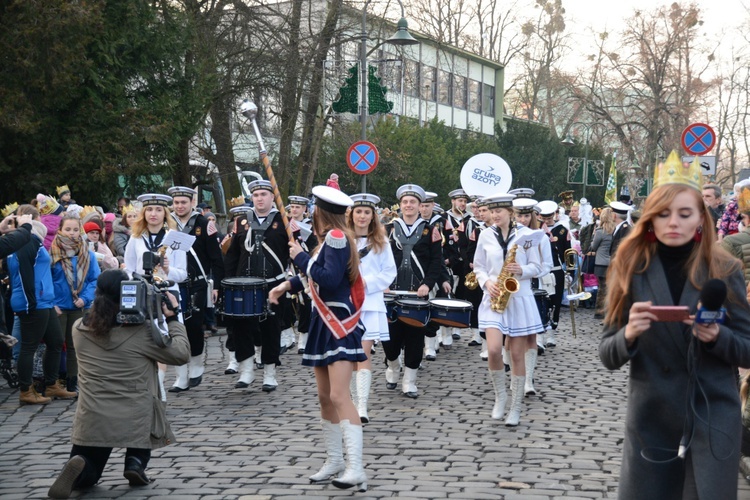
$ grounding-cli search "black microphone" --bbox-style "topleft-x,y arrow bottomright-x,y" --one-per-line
694,279 -> 727,325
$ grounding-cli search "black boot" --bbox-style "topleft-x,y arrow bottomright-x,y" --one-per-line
124,457 -> 152,486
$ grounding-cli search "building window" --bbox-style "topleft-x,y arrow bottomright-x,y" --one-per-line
422,65 -> 436,101
405,59 -> 420,97
438,70 -> 451,105
482,83 -> 494,117
469,79 -> 481,113
453,75 -> 467,109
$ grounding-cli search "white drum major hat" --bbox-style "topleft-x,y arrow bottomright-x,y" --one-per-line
167,186 -> 197,199
536,200 -> 558,216
137,194 -> 172,207
312,185 -> 353,215
351,193 -> 380,208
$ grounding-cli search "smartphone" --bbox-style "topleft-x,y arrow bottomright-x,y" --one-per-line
647,305 -> 690,322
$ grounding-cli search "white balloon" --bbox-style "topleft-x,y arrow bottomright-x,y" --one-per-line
460,154 -> 513,198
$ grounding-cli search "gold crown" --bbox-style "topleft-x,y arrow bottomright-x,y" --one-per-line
38,195 -> 60,215
653,150 -> 703,192
120,203 -> 137,215
56,185 -> 70,196
1,202 -> 18,218
228,196 -> 245,208
738,181 -> 750,214
79,205 -> 98,220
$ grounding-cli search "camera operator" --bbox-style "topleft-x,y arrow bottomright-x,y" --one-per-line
0,213 -> 33,257
48,269 -> 189,499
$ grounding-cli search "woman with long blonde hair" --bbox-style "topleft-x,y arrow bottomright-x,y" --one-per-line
590,207 -> 616,317
346,193 -> 397,423
600,154 -> 750,499
269,186 -> 368,492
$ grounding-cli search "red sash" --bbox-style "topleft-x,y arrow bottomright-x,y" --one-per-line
308,275 -> 365,340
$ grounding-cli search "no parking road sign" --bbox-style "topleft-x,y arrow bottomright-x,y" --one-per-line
681,123 -> 716,156
347,141 -> 379,175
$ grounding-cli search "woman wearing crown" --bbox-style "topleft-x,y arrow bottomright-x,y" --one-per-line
600,151 -> 750,499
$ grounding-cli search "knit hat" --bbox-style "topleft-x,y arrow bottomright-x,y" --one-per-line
84,221 -> 102,234
96,270 -> 128,301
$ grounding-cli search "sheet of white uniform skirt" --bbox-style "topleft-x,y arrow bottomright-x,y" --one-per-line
360,310 -> 390,342
478,292 -> 543,336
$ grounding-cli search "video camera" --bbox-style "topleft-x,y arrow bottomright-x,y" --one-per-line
116,252 -> 180,347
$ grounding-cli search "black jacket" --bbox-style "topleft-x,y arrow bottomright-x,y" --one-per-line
224,210 -> 290,283
0,223 -> 32,259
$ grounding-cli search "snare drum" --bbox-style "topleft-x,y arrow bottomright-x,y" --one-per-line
428,298 -> 473,328
222,277 -> 267,317
533,289 -> 550,328
395,298 -> 431,327
384,293 -> 398,323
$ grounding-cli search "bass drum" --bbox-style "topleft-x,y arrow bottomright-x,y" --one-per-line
222,277 -> 267,317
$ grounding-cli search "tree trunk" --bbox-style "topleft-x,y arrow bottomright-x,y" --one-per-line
210,95 -> 240,200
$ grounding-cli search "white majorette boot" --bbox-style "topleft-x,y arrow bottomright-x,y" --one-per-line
469,328 -> 482,346
298,331 -> 308,354
168,364 -> 189,392
225,350 -> 239,374
234,358 -> 255,389
350,371 -> 359,411
546,330 -> 557,347
385,358 -> 400,390
402,367 -> 419,399
262,364 -> 278,392
309,419 -> 345,483
332,420 -> 367,492
505,375 -> 526,427
480,338 -> 488,361
424,336 -> 437,361
254,346 -> 263,368
489,368 -> 507,419
356,369 -> 372,423
451,327 -> 461,341
524,349 -> 538,396
188,355 -> 204,388
441,326 -> 453,349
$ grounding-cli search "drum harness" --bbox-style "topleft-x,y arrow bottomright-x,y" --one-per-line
244,209 -> 286,318
391,218 -> 427,293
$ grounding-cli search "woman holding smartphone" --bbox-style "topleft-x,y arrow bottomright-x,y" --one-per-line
600,151 -> 750,499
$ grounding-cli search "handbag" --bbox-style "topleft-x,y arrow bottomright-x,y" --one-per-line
582,254 -> 596,274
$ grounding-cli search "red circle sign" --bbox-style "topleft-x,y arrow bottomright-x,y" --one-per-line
347,141 -> 379,175
681,123 -> 716,156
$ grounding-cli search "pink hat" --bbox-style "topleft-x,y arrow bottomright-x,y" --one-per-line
330,173 -> 339,180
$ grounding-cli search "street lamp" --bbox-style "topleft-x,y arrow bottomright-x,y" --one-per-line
561,122 -> 608,198
360,0 -> 418,193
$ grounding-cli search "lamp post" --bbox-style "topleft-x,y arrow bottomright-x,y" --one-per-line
561,122 -> 608,198
360,0 -> 418,193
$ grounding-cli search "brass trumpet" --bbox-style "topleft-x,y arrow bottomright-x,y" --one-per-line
564,248 -> 591,337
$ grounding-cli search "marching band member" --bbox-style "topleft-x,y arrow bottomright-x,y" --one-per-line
419,191 -> 448,361
347,193 -> 397,423
123,194 -> 187,397
383,184 -> 444,398
537,200 -> 569,346
466,198 -> 490,359
609,200 -> 633,257
223,180 -> 290,392
269,186 -> 368,491
442,188 -> 472,346
474,193 -> 543,426
287,195 -> 317,354
167,187 -> 224,392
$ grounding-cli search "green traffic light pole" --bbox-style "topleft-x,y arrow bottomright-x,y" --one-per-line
359,0 -> 418,193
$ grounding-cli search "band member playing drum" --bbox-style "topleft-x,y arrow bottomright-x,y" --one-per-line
537,200 -> 569,346
223,180 -> 290,392
347,193 -> 397,423
474,193 -> 543,427
442,189 -> 473,346
383,184 -> 444,398
269,186 -> 368,492
167,187 -> 224,392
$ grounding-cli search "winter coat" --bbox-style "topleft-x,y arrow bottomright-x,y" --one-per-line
39,214 -> 60,250
0,223 -> 32,259
71,317 -> 189,449
6,234 -> 55,313
51,251 -> 101,310
110,219 -> 131,257
88,240 -> 120,270
599,256 -> 750,499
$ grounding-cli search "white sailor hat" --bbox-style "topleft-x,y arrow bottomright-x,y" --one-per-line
351,193 -> 381,208
448,188 -> 470,200
536,200 -> 558,216
396,184 -> 426,202
312,185 -> 353,215
137,193 -> 172,207
474,197 -> 486,207
508,188 -> 536,199
167,186 -> 197,199
513,198 -> 538,214
230,205 -> 252,215
248,180 -> 273,193
433,203 -> 444,214
423,191 -> 438,203
610,201 -> 633,215
288,195 -> 309,206
483,193 -> 516,210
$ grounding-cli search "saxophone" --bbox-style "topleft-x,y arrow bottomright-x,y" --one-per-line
465,271 -> 478,290
490,244 -> 520,313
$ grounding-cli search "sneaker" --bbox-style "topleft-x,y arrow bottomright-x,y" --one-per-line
48,455 -> 86,499
123,457 -> 152,486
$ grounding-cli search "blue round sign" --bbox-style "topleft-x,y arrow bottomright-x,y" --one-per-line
681,123 -> 716,156
347,141 -> 379,175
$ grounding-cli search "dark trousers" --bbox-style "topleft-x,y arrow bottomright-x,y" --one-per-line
231,295 -> 285,365
296,295 -> 311,334
181,283 -> 207,357
550,269 -> 565,327
17,308 -> 63,390
382,320 -> 426,370
69,445 -> 150,488
58,309 -> 83,377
